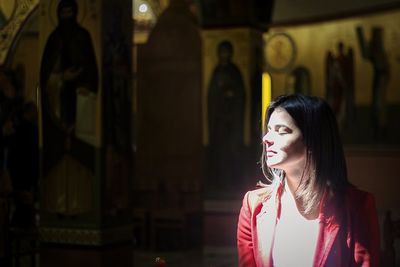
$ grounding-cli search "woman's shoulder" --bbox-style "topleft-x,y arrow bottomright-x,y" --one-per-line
343,184 -> 377,210
345,184 -> 374,198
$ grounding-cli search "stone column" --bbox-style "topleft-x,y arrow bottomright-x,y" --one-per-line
135,0 -> 203,250
38,0 -> 133,266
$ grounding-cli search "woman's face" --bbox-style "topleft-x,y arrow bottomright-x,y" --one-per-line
263,107 -> 307,171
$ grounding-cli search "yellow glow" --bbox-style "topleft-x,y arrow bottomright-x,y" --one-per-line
261,72 -> 272,130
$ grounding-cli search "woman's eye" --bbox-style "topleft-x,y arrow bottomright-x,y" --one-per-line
278,128 -> 288,134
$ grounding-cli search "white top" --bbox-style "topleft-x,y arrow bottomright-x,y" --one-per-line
272,188 -> 320,267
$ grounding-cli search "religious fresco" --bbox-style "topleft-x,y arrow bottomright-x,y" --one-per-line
37,0 -> 134,247
202,28 -> 264,197
325,41 -> 355,131
207,40 -> 245,194
39,0 -> 99,216
264,9 -> 400,146
356,26 -> 390,141
41,0 -> 98,143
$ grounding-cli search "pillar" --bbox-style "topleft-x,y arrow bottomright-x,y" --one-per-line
135,0 -> 203,250
38,0 -> 133,266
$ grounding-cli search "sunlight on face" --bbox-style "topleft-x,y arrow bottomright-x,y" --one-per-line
262,108 -> 306,171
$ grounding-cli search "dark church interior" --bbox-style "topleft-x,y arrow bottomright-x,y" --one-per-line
1,0 -> 400,266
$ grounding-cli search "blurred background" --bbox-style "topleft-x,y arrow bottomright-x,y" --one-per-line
0,0 -> 400,266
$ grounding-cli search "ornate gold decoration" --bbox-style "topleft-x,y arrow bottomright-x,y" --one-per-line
0,0 -> 39,65
264,32 -> 297,72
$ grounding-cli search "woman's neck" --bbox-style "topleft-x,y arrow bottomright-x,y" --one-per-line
284,168 -> 304,194
283,171 -> 319,220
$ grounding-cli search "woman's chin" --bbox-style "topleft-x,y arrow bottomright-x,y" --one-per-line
267,160 -> 281,168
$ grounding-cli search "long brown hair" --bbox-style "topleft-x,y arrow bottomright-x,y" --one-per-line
261,94 -> 349,214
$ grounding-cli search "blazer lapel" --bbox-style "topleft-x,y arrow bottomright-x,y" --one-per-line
255,183 -> 282,267
314,191 -> 342,267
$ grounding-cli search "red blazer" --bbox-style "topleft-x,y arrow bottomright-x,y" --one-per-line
237,183 -> 380,267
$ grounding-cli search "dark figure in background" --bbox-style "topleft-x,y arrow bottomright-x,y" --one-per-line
207,40 -> 245,193
356,26 -> 390,141
325,42 -> 354,130
0,69 -> 24,180
0,69 -> 38,228
40,0 -> 98,130
0,69 -> 22,263
0,69 -> 23,130
7,102 -> 38,227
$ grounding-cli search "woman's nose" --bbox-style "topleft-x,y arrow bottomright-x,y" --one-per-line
262,133 -> 273,147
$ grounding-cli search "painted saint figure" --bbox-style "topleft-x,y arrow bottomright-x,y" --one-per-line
325,42 -> 354,130
356,26 -> 390,140
207,40 -> 245,193
39,0 -> 98,216
40,0 -> 98,130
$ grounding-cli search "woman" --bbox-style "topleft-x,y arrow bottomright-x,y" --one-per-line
237,94 -> 380,267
